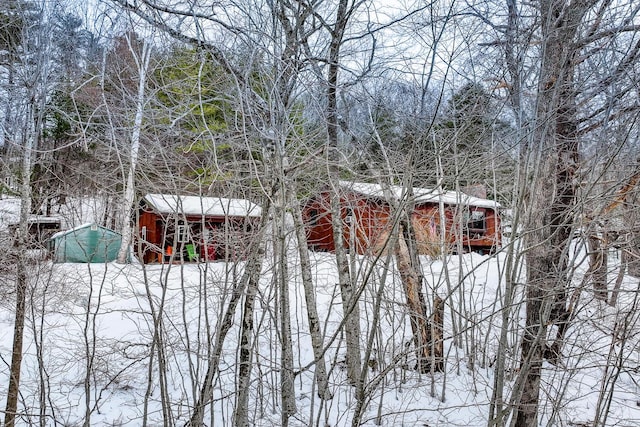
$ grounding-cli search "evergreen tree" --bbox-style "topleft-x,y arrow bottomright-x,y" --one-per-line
433,82 -> 514,197
31,10 -> 98,212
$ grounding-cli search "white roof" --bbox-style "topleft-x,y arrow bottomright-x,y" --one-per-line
0,197 -> 65,231
27,215 -> 63,224
0,197 -> 22,231
50,222 -> 118,240
339,181 -> 500,209
143,194 -> 262,218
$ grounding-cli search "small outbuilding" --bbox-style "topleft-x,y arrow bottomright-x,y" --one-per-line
8,215 -> 62,248
136,194 -> 262,263
49,223 -> 122,263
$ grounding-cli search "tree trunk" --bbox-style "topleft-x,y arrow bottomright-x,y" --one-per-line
1,65 -> 14,150
117,38 -> 151,264
432,295 -> 445,372
291,191 -> 331,399
275,201 -> 297,424
394,221 -> 434,373
514,0 -> 588,423
233,233 -> 263,427
588,234 -> 608,301
325,0 -> 362,388
4,97 -> 35,427
609,250 -> 627,307
626,244 -> 640,277
5,263 -> 27,427
331,192 -> 362,386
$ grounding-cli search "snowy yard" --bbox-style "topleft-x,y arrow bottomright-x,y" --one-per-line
2,245 -> 640,426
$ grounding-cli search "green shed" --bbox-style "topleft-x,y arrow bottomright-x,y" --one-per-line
49,223 -> 122,263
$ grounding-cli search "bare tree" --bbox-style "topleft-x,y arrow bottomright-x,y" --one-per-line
504,0 -> 640,424
14,0 -> 640,424
3,1 -> 50,423
116,32 -> 152,263
323,0 -> 366,388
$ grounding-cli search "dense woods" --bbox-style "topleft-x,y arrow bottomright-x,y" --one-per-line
1,0 -> 640,426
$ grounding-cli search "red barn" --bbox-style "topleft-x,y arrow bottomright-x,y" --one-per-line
136,194 -> 262,263
303,181 -> 501,256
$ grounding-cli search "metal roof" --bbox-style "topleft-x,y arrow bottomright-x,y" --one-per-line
143,194 -> 262,218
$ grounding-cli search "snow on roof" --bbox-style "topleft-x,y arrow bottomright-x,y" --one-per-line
143,194 -> 262,218
0,197 -> 64,231
50,222 -> 119,240
339,181 -> 500,209
27,215 -> 63,223
0,197 -> 22,231
0,197 -> 109,232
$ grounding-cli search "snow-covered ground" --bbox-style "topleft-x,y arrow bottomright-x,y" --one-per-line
1,243 -> 640,426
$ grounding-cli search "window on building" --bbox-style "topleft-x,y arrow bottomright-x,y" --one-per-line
308,208 -> 319,226
467,209 -> 486,232
345,207 -> 354,224
176,224 -> 190,243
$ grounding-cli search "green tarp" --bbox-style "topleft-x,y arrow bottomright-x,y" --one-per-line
50,224 -> 122,263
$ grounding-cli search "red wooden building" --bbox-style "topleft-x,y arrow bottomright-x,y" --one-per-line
136,194 -> 262,263
303,181 -> 501,256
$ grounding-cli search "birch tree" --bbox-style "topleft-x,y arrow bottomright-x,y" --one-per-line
116,32 -> 151,263
105,1 -> 325,424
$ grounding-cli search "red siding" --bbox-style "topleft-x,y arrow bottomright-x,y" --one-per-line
303,191 -> 501,256
135,203 -> 258,264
